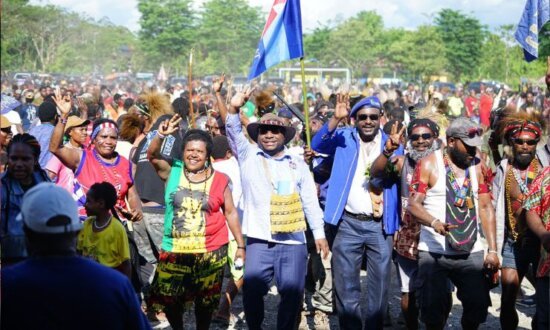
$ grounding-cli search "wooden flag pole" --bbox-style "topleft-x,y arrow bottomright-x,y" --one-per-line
299,57 -> 311,148
188,48 -> 195,128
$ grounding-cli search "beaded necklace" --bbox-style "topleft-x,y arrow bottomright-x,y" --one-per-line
183,167 -> 209,218
93,216 -> 111,231
94,150 -> 122,199
504,158 -> 538,240
443,151 -> 473,209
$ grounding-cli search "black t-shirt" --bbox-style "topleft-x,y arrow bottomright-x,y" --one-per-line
132,115 -> 183,205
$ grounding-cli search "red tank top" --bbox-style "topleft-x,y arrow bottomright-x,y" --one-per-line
75,149 -> 133,216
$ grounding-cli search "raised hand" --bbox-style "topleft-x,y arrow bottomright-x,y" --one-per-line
230,85 -> 255,109
333,93 -> 350,121
213,73 -> 225,93
159,114 -> 182,136
52,87 -> 72,116
384,121 -> 405,152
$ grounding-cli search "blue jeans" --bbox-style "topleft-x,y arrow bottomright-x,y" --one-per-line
332,214 -> 392,330
243,238 -> 308,330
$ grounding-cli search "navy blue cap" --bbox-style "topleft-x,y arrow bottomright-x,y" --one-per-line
349,96 -> 382,118
277,107 -> 293,120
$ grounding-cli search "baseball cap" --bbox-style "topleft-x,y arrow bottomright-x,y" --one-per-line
65,116 -> 90,134
349,96 -> 382,118
311,113 -> 328,124
1,115 -> 12,129
446,117 -> 483,147
277,107 -> 293,120
18,183 -> 82,234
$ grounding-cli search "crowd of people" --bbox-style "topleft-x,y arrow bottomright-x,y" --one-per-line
1,57 -> 550,330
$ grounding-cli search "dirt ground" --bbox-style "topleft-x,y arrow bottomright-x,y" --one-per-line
153,267 -> 536,329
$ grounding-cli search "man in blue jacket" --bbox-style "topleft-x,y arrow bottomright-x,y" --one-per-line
311,94 -> 403,330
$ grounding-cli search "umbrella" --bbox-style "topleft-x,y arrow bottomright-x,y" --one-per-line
1,94 -> 21,115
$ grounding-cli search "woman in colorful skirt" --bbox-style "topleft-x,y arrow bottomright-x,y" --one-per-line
146,115 -> 245,330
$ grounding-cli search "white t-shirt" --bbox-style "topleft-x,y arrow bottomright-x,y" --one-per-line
213,157 -> 243,240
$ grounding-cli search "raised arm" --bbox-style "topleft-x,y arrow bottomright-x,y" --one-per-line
50,89 -> 82,171
212,73 -> 229,122
371,121 -> 405,178
311,93 -> 349,155
147,115 -> 181,181
225,87 -> 255,161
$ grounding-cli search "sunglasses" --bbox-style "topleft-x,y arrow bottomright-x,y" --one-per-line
409,133 -> 433,141
259,126 -> 284,135
465,127 -> 483,138
1,127 -> 12,134
356,114 -> 380,121
512,138 -> 539,146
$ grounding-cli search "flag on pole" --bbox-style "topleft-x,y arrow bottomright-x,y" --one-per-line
248,0 -> 304,80
515,0 -> 550,62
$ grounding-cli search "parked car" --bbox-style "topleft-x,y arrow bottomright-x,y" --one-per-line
13,72 -> 32,86
432,81 -> 456,93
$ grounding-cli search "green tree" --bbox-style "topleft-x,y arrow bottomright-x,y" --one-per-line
195,0 -> 263,76
322,11 -> 385,78
137,0 -> 195,72
435,9 -> 485,81
304,25 -> 332,64
387,26 -> 446,82
477,33 -> 507,81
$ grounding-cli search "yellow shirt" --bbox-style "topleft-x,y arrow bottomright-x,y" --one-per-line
77,216 -> 130,268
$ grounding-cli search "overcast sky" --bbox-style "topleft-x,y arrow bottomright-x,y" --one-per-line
30,0 -> 527,33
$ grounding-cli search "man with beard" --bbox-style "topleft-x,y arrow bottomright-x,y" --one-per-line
371,118 -> 441,330
311,94 -> 403,329
407,117 -> 499,330
492,113 -> 544,330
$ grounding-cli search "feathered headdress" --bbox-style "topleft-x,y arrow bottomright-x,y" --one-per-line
254,87 -> 276,116
141,92 -> 173,122
415,107 -> 450,137
497,110 -> 544,145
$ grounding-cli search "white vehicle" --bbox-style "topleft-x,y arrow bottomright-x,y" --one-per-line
13,73 -> 32,86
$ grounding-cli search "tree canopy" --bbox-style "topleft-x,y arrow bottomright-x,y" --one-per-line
1,0 -> 547,85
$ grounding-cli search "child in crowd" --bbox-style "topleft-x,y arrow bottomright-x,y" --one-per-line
77,181 -> 131,280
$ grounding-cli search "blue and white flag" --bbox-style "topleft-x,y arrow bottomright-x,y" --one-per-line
515,0 -> 550,62
248,0 -> 304,80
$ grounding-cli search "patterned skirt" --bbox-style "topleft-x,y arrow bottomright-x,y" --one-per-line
147,245 -> 227,312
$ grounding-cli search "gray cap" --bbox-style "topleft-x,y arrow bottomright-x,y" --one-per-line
446,117 -> 483,147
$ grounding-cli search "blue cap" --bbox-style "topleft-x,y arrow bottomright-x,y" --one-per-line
278,107 -> 293,119
350,96 -> 382,118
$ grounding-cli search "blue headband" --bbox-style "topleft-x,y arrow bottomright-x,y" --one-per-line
91,122 -> 118,141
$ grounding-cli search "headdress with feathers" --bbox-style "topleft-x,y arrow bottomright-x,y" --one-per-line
141,92 -> 173,122
497,110 -> 545,145
254,87 -> 276,116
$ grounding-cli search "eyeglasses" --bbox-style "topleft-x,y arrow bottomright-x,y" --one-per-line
512,138 -> 539,146
356,114 -> 380,121
1,128 -> 12,134
409,133 -> 432,141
